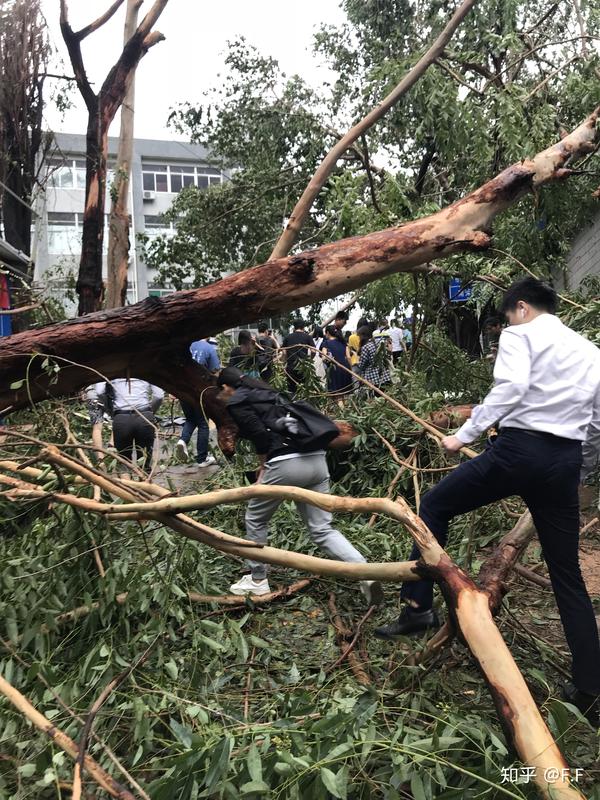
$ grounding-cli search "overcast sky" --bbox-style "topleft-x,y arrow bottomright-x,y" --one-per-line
41,0 -> 346,141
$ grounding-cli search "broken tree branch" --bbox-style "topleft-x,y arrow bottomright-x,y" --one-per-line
0,672 -> 135,799
327,594 -> 372,686
268,0 -> 479,259
75,0 -> 127,40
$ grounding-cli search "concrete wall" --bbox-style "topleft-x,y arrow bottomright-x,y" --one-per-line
565,213 -> 600,290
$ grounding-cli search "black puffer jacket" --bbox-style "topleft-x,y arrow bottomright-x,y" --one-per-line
226,385 -> 298,460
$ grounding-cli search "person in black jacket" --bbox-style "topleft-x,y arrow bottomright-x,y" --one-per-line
217,366 -> 382,605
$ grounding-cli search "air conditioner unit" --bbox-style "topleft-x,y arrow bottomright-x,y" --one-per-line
142,190 -> 155,201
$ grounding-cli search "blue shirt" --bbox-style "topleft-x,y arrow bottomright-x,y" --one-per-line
190,339 -> 221,371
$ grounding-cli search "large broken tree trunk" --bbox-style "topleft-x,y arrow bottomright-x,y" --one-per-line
105,0 -> 140,310
59,0 -> 169,315
0,107 -> 598,426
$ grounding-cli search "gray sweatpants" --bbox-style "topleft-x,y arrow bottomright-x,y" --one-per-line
244,452 -> 366,579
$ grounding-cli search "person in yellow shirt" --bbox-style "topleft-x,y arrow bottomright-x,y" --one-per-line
348,317 -> 370,370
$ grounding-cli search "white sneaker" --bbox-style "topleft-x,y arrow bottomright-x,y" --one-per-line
197,455 -> 216,468
175,439 -> 189,461
229,575 -> 271,596
360,580 -> 384,606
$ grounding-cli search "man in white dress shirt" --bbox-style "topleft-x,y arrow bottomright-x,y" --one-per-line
375,278 -> 600,725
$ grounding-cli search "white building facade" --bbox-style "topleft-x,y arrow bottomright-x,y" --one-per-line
33,132 -> 224,310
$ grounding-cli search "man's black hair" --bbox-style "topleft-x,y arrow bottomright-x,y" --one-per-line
484,316 -> 502,328
238,329 -> 253,344
292,318 -> 305,330
499,277 -> 557,315
335,310 -> 348,321
257,322 -> 268,333
217,366 -> 271,391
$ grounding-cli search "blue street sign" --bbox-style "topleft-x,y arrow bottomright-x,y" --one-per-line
449,278 -> 473,302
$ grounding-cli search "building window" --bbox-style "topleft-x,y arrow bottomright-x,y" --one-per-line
148,285 -> 175,298
142,164 -> 168,193
47,212 -> 79,254
141,162 -> 223,193
47,157 -> 114,190
47,212 -> 114,254
143,215 -> 176,239
47,159 -> 74,188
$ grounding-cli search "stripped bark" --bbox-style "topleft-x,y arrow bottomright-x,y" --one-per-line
105,0 -> 141,309
59,0 -> 169,314
0,106 -> 598,417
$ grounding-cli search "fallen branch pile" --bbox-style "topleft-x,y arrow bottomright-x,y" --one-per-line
0,447 -> 584,800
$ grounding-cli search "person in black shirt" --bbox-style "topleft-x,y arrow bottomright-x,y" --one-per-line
256,322 -> 278,382
228,330 -> 260,378
216,366 -> 382,605
282,319 -> 314,394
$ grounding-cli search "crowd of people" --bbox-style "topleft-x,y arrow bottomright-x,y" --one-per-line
85,311 -> 410,477
227,312 -> 412,401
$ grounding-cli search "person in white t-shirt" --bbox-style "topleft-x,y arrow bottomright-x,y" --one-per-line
388,319 -> 405,364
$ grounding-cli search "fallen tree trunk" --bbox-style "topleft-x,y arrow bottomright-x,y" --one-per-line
0,107 -> 598,416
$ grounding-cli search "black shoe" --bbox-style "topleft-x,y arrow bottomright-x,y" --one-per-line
562,682 -> 599,727
374,607 -> 440,639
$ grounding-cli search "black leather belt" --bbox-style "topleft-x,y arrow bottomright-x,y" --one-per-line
113,407 -> 152,415
501,427 -> 575,444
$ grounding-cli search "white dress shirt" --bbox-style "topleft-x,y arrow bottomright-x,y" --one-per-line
87,379 -> 164,412
455,314 -> 600,473
388,327 -> 404,353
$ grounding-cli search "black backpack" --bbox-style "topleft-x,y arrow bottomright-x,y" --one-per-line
267,397 -> 340,451
233,386 -> 339,451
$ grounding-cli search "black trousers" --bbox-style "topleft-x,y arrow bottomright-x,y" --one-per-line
112,410 -> 156,471
400,428 -> 600,694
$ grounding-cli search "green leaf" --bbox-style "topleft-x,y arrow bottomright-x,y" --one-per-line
246,744 -> 262,783
198,634 -> 226,652
248,635 -> 273,651
240,779 -> 270,795
10,379 -> 25,390
410,773 -> 427,800
205,736 -> 233,790
165,659 -> 179,680
320,767 -> 347,800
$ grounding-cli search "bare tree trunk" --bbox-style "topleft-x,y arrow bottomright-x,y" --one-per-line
106,0 -> 140,310
268,0 -> 479,260
59,0 -> 169,315
78,111 -> 109,313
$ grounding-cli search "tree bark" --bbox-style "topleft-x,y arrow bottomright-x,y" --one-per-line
106,0 -> 141,310
0,106 -> 598,425
268,0 -> 479,260
59,0 -> 169,315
